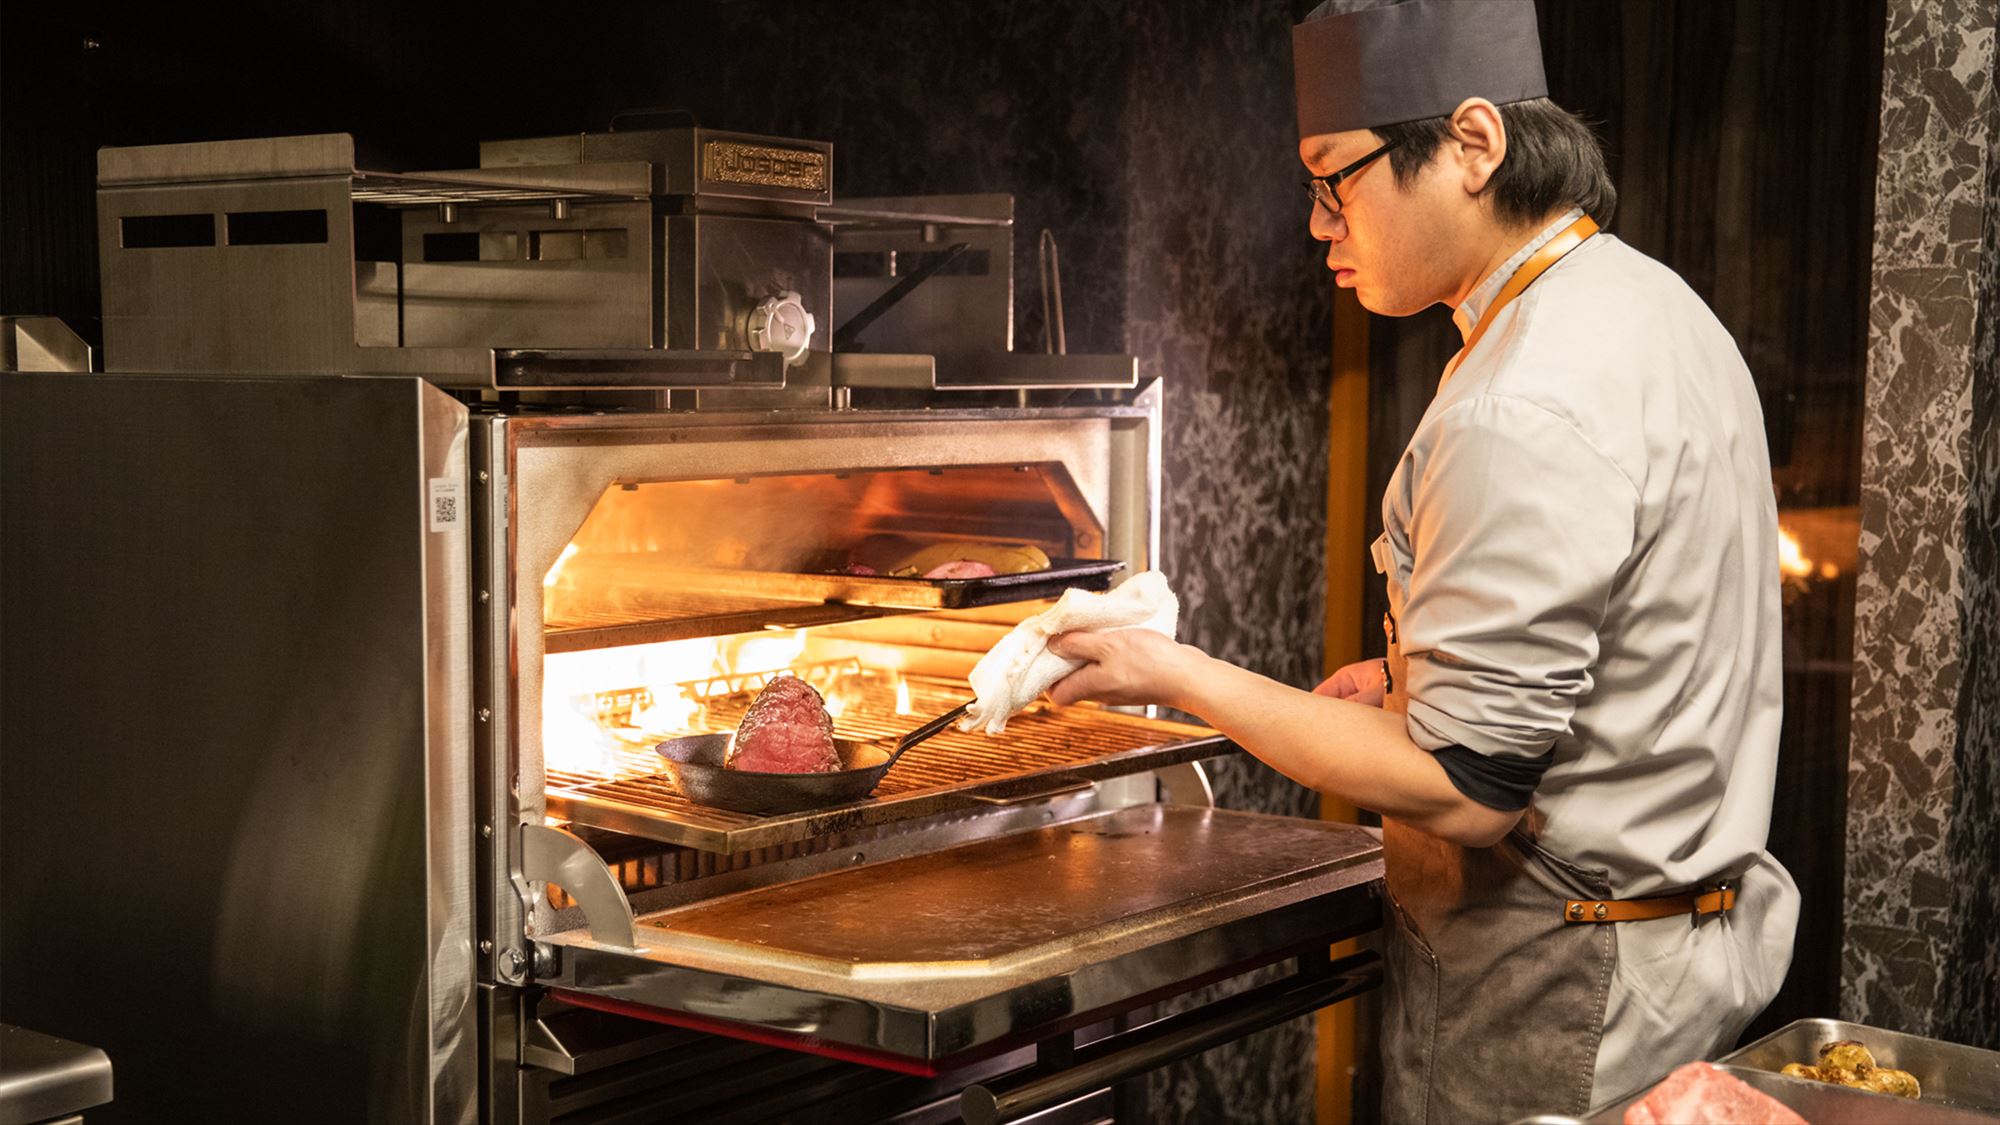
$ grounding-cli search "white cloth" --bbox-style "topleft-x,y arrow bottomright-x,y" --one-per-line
1376,211 -> 1800,1100
960,571 -> 1179,735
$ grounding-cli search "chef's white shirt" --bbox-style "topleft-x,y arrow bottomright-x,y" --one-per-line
1377,209 -> 1801,1101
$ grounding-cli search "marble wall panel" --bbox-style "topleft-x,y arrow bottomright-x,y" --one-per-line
1942,17 -> 2000,1048
1846,0 -> 1998,1041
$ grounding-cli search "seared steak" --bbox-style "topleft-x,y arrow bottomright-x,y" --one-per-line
726,675 -> 841,774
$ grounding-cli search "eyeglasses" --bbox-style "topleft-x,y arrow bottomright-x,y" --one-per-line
1302,140 -> 1400,218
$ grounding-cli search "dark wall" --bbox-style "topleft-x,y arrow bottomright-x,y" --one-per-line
1362,0 -> 1885,1041
3,1 -> 1335,1118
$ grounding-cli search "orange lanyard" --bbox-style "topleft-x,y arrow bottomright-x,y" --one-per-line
1442,215 -> 1599,386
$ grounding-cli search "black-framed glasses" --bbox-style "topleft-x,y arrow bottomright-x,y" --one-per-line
1303,140 -> 1400,217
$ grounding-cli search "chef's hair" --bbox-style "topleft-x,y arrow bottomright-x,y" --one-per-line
1375,98 -> 1619,229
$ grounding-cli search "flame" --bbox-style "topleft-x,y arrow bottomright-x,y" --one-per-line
894,674 -> 913,716
543,543 -> 580,589
1777,525 -> 1813,580
542,630 -> 827,777
542,697 -> 626,777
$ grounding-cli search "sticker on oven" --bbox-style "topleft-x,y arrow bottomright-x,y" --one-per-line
430,477 -> 464,533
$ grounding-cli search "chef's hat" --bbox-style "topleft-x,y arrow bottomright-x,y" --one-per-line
1293,0 -> 1549,140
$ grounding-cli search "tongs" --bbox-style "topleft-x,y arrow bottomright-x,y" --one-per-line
654,701 -> 971,816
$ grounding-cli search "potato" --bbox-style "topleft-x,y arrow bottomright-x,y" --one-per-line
1863,1068 -> 1921,1099
1818,1039 -> 1877,1076
1780,1063 -> 1823,1082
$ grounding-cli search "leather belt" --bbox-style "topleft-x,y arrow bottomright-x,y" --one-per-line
1562,883 -> 1736,925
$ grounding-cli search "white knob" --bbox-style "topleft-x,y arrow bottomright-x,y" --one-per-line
746,291 -> 816,367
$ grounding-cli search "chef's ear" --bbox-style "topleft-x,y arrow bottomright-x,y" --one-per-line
1446,97 -> 1508,198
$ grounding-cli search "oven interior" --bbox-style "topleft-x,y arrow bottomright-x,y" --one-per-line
526,461 -> 1216,908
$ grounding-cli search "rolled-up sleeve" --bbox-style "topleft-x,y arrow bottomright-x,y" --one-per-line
1397,394 -> 1638,762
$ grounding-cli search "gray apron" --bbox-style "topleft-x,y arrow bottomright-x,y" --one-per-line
1378,610 -> 1618,1124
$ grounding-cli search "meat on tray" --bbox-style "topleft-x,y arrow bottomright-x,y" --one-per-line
725,675 -> 842,774
1623,1062 -> 1806,1125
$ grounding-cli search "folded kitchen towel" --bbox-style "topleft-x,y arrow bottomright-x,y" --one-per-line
960,571 -> 1180,735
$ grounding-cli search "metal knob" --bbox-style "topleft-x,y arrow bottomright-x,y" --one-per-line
746,290 -> 816,367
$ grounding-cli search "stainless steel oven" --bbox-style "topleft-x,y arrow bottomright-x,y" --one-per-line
0,128 -> 1384,1125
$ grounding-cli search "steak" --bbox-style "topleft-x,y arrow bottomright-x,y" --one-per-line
726,675 -> 841,774
1624,1062 -> 1807,1125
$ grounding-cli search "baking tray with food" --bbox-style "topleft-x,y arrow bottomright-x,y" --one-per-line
1526,1019 -> 2000,1125
1720,1019 -> 2000,1113
648,543 -> 1126,611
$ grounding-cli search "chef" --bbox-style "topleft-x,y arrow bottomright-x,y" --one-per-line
1044,0 -> 1800,1119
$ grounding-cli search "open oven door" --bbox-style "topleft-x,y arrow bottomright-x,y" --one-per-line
522,795 -> 1382,1117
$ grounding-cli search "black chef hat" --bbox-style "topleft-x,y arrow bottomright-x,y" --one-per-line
1293,0 -> 1548,139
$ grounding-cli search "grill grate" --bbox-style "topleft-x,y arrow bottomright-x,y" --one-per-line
545,672 -> 1230,853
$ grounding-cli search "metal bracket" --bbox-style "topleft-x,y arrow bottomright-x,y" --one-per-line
1155,761 -> 1215,808
521,824 -> 639,951
1,316 -> 94,372
522,1013 -> 579,1076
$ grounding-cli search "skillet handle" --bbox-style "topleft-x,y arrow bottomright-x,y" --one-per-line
887,701 -> 972,764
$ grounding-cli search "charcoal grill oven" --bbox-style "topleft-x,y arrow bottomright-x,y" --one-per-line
0,129 -> 1384,1124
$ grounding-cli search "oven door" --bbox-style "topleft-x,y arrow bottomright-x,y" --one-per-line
527,803 -> 1381,1075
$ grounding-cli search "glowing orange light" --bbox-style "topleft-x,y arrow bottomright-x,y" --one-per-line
543,543 -> 580,589
1778,525 -> 1813,579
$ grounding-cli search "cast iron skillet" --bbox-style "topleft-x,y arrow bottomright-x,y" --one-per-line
654,702 -> 970,816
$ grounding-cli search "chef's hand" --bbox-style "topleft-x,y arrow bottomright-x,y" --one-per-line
1313,658 -> 1386,707
1046,629 -> 1210,710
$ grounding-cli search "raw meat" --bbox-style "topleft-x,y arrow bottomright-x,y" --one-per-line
1623,1062 -> 1807,1125
726,676 -> 840,773
922,560 -> 997,579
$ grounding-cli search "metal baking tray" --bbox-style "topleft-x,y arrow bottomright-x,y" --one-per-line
1570,1019 -> 2000,1124
648,556 -> 1124,611
1721,1019 -> 2000,1112
1580,1063 -> 1999,1124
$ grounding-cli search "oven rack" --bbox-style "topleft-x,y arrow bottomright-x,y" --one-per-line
542,558 -> 1121,653
545,674 -> 1234,853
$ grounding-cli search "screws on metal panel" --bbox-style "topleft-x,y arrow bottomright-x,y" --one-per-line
477,470 -> 489,483
479,939 -> 494,955
477,707 -> 492,722
481,824 -> 493,838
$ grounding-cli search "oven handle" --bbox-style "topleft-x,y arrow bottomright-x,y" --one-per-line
960,949 -> 1382,1125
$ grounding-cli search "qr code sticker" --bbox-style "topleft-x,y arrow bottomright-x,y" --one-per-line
430,478 -> 464,532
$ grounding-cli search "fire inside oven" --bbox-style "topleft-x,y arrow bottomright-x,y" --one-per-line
534,463 -> 1213,868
